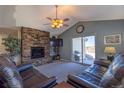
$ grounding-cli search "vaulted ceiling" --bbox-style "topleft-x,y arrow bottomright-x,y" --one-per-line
0,5 -> 124,36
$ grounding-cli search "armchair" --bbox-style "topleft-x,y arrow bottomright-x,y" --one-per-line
67,54 -> 124,88
0,56 -> 57,88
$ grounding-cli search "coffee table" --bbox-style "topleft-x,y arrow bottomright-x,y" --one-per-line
54,82 -> 74,88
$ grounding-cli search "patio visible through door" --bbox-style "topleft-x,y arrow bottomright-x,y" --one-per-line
83,36 -> 95,65
72,37 -> 82,63
72,36 -> 95,65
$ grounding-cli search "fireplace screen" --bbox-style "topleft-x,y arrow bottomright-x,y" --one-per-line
31,47 -> 45,59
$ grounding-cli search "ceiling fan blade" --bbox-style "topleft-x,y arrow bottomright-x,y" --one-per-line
46,17 -> 52,21
43,23 -> 51,25
63,18 -> 69,21
63,24 -> 69,27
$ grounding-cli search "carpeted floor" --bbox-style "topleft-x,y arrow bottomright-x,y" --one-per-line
35,62 -> 88,83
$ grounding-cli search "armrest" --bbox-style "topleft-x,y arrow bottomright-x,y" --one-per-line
94,59 -> 111,68
30,76 -> 57,88
68,74 -> 99,88
17,63 -> 33,73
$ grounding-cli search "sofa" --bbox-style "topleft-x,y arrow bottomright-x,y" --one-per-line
0,55 -> 57,88
67,52 -> 124,88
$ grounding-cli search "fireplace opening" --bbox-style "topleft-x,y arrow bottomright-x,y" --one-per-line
31,47 -> 45,59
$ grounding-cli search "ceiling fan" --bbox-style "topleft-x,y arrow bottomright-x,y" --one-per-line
44,5 -> 69,29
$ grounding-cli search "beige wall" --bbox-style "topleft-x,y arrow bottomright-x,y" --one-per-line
0,28 -> 19,54
0,33 -> 8,54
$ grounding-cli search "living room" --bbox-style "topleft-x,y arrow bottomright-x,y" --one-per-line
0,3 -> 124,90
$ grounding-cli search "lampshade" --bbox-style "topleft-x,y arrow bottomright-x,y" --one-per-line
104,47 -> 116,54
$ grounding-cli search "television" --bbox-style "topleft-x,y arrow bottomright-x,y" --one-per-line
50,39 -> 63,47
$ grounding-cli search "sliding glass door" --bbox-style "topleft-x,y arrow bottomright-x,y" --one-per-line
72,37 -> 82,63
83,36 -> 95,65
72,36 -> 95,65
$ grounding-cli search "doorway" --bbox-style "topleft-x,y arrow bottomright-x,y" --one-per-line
83,36 -> 95,65
72,37 -> 82,63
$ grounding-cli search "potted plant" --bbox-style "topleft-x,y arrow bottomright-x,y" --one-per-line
2,35 -> 21,65
2,35 -> 21,55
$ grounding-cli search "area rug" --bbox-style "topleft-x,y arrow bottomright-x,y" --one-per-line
35,62 -> 88,83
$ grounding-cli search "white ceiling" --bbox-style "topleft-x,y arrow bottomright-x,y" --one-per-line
1,5 -> 124,36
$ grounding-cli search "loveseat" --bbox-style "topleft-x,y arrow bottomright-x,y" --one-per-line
67,52 -> 124,88
0,55 -> 57,88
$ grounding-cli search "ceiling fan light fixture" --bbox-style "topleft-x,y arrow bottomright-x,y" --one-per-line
51,19 -> 64,28
45,5 -> 69,29
59,23 -> 63,27
51,24 -> 55,28
53,21 -> 58,25
56,25 -> 61,28
59,19 -> 64,24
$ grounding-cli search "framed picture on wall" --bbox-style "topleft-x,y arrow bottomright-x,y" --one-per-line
104,34 -> 121,45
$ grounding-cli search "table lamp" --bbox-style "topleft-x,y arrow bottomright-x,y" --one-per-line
104,46 -> 116,61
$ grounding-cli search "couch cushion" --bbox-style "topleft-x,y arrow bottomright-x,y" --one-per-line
0,56 -> 23,88
100,52 -> 124,87
99,67 -> 120,87
111,53 -> 124,80
0,65 -> 23,88
85,64 -> 108,79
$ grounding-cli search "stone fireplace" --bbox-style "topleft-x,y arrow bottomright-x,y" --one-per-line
21,27 -> 51,66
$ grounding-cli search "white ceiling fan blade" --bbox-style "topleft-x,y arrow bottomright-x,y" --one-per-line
63,24 -> 69,27
46,17 -> 52,21
43,23 -> 51,25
